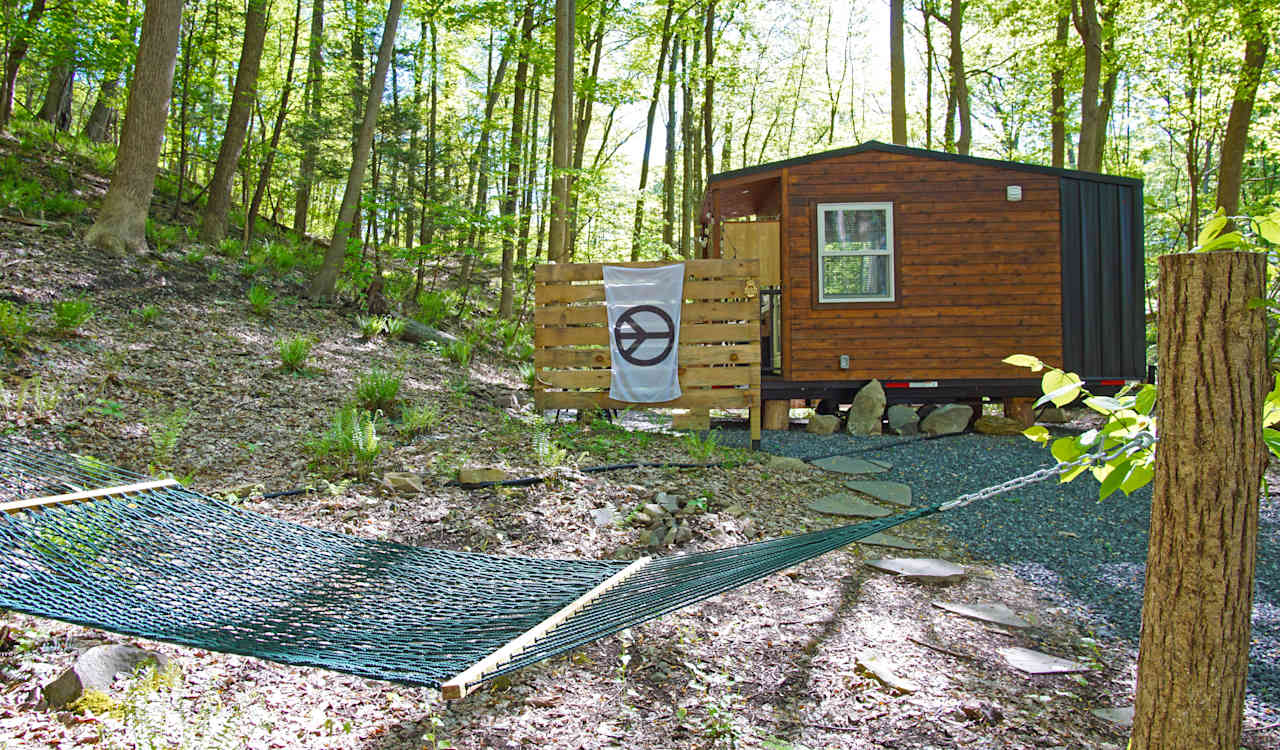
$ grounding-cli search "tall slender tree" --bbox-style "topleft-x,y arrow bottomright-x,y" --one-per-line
548,0 -> 573,263
630,0 -> 675,261
245,0 -> 305,249
199,0 -> 271,243
1215,0 -> 1270,217
293,0 -> 325,235
308,0 -> 404,299
0,0 -> 46,130
890,0 -> 906,144
85,0 -> 184,256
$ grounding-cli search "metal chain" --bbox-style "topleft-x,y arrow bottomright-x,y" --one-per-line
937,433 -> 1157,512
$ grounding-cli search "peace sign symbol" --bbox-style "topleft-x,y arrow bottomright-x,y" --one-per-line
613,304 -> 676,367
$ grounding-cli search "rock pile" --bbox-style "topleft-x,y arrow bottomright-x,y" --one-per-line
627,492 -> 696,551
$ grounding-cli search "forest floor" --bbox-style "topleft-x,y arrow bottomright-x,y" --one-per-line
1,142 -> 1279,749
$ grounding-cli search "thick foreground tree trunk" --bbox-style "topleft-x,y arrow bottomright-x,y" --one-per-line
199,0 -> 270,244
1132,251 -> 1267,749
84,0 -> 183,256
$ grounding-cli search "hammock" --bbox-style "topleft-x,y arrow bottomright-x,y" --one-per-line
0,440 -> 938,698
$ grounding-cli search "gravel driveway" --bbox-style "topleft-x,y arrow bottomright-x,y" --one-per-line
728,427 -> 1280,713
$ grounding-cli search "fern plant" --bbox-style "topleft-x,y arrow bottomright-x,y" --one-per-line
354,367 -> 402,415
52,296 -> 94,335
307,406 -> 383,474
275,335 -> 313,373
356,314 -> 385,339
246,284 -> 275,317
0,300 -> 34,354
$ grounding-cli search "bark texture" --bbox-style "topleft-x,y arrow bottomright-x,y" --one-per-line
1132,251 -> 1267,749
199,0 -> 270,243
293,0 -> 324,235
307,0 -> 402,299
84,0 -> 183,256
547,0 -> 573,263
0,0 -> 46,129
889,0 -> 906,145
1215,0 -> 1269,218
82,76 -> 120,143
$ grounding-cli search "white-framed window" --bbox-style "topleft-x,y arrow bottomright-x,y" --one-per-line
816,202 -> 894,303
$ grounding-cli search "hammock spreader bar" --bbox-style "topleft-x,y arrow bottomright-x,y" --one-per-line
0,440 -> 937,696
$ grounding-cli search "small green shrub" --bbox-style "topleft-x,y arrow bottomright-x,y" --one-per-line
307,406 -> 382,474
0,300 -> 34,353
41,192 -> 87,219
445,339 -> 473,368
147,408 -> 189,469
182,246 -> 207,264
356,314 -> 385,339
399,402 -> 442,436
383,316 -> 406,340
416,291 -> 447,326
683,429 -> 721,462
275,335 -> 313,373
246,284 -> 275,317
218,237 -> 241,257
146,221 -> 185,252
517,361 -> 536,388
264,241 -> 300,273
52,296 -> 94,335
354,367 -> 402,414
135,305 -> 160,325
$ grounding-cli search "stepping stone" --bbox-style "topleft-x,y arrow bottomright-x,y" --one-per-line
998,647 -> 1089,675
856,651 -> 919,693
932,601 -> 1031,629
858,532 -> 921,550
1091,706 -> 1135,727
807,493 -> 892,518
810,456 -> 891,475
865,558 -> 966,584
844,480 -> 912,506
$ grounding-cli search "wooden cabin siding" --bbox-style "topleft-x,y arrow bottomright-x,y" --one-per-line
783,150 -> 1063,381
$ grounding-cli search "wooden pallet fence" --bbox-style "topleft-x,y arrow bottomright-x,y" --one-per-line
534,259 -> 762,445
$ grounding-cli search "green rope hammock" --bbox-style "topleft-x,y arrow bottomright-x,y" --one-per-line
0,439 -> 938,696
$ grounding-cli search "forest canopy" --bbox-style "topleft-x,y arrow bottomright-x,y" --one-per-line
0,0 -> 1275,314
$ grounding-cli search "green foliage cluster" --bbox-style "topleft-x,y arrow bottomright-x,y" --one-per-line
399,401 -> 443,437
147,408 -> 190,470
275,334 -> 313,373
353,367 -> 402,415
246,284 -> 275,317
307,405 -> 383,475
0,300 -> 34,354
134,305 -> 160,325
52,296 -> 94,335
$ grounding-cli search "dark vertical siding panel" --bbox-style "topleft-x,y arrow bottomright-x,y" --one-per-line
1080,182 -> 1103,375
1097,183 -> 1121,375
1117,185 -> 1142,377
1060,179 -> 1084,371
1128,183 -> 1147,377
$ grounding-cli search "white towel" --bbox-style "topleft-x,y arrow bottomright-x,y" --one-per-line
603,263 -> 684,403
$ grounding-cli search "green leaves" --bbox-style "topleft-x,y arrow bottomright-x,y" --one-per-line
1193,208 -> 1244,253
1002,354 -> 1045,372
1038,369 -> 1083,407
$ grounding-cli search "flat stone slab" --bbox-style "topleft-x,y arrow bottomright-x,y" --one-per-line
856,651 -> 919,693
844,480 -> 912,506
857,532 -> 921,550
865,558 -> 966,583
932,601 -> 1031,629
810,456 -> 891,475
807,493 -> 893,518
998,647 -> 1089,675
1091,706 -> 1135,727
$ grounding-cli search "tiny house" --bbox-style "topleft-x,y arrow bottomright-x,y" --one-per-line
700,141 -> 1146,408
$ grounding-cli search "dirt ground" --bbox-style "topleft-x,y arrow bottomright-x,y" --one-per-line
2,221 -> 1278,749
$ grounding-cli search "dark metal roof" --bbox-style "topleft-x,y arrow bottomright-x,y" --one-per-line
708,140 -> 1143,188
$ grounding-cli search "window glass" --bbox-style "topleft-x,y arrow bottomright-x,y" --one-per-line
817,202 -> 893,302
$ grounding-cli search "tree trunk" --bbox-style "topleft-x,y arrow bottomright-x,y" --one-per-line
293,0 -> 325,235
1074,0 -> 1104,171
245,0 -> 303,250
662,36 -> 678,252
172,9 -> 197,220
947,2 -> 969,154
307,0 -> 403,299
198,0 -> 269,243
0,0 -> 46,129
1050,10 -> 1069,168
889,0 -> 906,145
547,0 -> 573,263
922,1 -> 933,149
1132,251 -> 1266,749
1215,0 -> 1269,218
702,0 -> 716,179
567,3 -> 609,260
499,2 -> 535,319
36,62 -> 74,130
82,75 -> 120,143
631,0 -> 675,262
85,0 -> 183,256
680,37 -> 693,259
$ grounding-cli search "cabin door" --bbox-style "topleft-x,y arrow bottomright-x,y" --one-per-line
721,221 -> 782,375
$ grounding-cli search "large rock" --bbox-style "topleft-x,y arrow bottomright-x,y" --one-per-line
865,558 -> 966,583
382,472 -> 426,494
1039,407 -> 1068,424
973,415 -> 1025,436
932,601 -> 1030,629
920,404 -> 973,435
805,414 -> 841,435
764,455 -> 810,473
806,493 -> 893,518
846,379 -> 886,435
43,645 -> 170,708
886,404 -> 919,435
457,466 -> 510,484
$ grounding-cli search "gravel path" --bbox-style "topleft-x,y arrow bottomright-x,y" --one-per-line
722,427 -> 1280,714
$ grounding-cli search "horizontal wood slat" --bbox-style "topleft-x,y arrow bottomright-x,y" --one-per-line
535,279 -> 758,306
535,300 -> 758,328
536,321 -> 760,347
534,345 -> 760,368
536,259 -> 758,283
538,366 -> 756,389
536,389 -> 758,410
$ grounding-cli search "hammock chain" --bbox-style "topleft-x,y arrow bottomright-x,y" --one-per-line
938,432 -> 1156,512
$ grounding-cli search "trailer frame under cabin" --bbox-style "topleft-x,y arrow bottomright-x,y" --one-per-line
700,141 -> 1146,422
